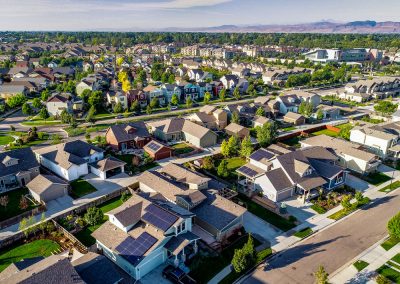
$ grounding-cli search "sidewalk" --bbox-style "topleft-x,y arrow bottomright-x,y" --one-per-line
208,169 -> 400,284
330,239 -> 400,284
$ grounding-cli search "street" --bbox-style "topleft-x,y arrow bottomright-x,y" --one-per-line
243,190 -> 400,284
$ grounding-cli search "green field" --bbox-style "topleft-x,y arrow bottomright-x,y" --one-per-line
312,128 -> 339,137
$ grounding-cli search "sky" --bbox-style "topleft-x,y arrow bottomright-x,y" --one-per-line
0,0 -> 399,31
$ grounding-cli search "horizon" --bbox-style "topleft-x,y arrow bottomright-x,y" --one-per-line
1,0 -> 400,31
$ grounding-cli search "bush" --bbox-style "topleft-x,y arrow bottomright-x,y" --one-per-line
84,207 -> 104,226
388,212 -> 400,240
376,274 -> 392,284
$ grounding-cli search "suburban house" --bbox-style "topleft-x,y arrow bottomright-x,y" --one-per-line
187,105 -> 228,130
89,157 -> 126,180
262,67 -> 311,85
34,141 -> 105,181
300,134 -> 380,174
283,112 -> 306,125
147,118 -> 218,148
237,147 -> 347,203
161,84 -> 181,103
143,140 -> 173,160
342,77 -> 400,101
253,116 -> 272,128
0,148 -> 40,193
46,94 -> 73,116
106,90 -> 127,109
350,122 -> 400,159
143,85 -> 165,106
276,91 -> 321,115
224,123 -> 250,139
106,122 -> 151,152
220,75 -> 249,92
92,192 -> 199,281
27,174 -> 69,203
0,84 -> 28,98
187,69 -> 213,82
312,105 -> 341,120
76,77 -> 100,96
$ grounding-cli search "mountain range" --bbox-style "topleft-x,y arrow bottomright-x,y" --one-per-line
159,21 -> 400,33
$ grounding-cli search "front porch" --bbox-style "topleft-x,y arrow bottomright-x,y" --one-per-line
165,232 -> 200,268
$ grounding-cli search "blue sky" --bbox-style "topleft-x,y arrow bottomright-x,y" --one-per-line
0,0 -> 399,31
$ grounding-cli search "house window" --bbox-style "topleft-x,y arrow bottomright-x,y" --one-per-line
336,176 -> 343,184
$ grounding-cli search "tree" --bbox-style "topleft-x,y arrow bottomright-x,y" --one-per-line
171,94 -> 179,105
32,98 -> 42,109
19,196 -> 29,210
227,135 -> 240,157
168,74 -> 175,84
202,156 -> 214,170
39,213 -> 47,235
41,89 -> 50,102
314,265 -> 329,284
231,111 -> 240,124
19,217 -> 29,238
231,248 -> 248,273
374,100 -> 398,116
22,102 -> 33,115
88,91 -> 102,107
221,139 -> 229,157
186,97 -> 193,109
150,97 -> 159,109
240,136 -> 253,158
341,194 -> 352,212
60,109 -> 72,124
203,92 -> 211,104
376,274 -> 392,284
219,88 -> 226,102
256,122 -> 277,147
6,93 -> 26,108
316,108 -> 324,120
86,106 -> 96,123
338,124 -> 353,140
0,195 -> 9,210
116,57 -> 124,66
146,105 -> 152,115
298,101 -> 313,118
387,212 -> 400,240
255,106 -> 265,117
130,100 -> 140,113
38,107 -> 49,120
233,87 -> 241,100
113,102 -> 123,113
84,207 -> 104,226
217,160 -> 229,178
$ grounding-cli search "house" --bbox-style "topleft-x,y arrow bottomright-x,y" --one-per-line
312,105 -> 341,120
253,116 -> 272,128
143,85 -> 165,106
283,112 -> 306,125
147,118 -> 218,148
188,105 -> 228,130
89,157 -> 126,180
92,193 -> 199,280
300,134 -> 380,174
34,140 -> 104,181
76,78 -> 100,96
106,122 -> 151,151
0,148 -> 40,193
161,83 -> 181,103
220,75 -> 248,92
187,69 -> 213,82
27,174 -> 69,203
0,84 -> 28,99
46,94 -> 73,116
143,140 -> 173,160
276,90 -> 321,115
224,123 -> 250,139
183,83 -> 200,100
350,122 -> 400,159
106,90 -> 128,109
237,146 -> 347,203
125,89 -> 147,109
262,67 -> 311,85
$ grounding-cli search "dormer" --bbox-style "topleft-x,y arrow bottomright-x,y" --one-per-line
294,159 -> 312,177
288,97 -> 296,103
108,202 -> 143,232
125,125 -> 136,134
2,156 -> 18,167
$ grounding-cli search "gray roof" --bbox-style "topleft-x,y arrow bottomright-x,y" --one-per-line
90,156 -> 126,172
107,121 -> 150,143
264,168 -> 293,192
0,148 -> 39,178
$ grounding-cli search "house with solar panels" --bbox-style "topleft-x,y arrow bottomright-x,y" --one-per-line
92,193 -> 200,280
143,140 -> 173,160
237,146 -> 347,203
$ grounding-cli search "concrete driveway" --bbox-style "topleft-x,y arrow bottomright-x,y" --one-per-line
84,173 -> 137,192
378,164 -> 400,178
243,212 -> 283,246
345,174 -> 373,192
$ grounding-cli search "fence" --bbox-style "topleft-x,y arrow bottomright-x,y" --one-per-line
52,220 -> 88,254
0,205 -> 46,230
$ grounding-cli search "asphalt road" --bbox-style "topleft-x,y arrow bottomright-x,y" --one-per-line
243,190 -> 400,284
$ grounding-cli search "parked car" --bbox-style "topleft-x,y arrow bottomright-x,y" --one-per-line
116,114 -> 124,119
171,106 -> 178,110
162,266 -> 196,284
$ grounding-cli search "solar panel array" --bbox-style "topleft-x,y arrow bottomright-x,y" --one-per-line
116,233 -> 157,265
142,204 -> 178,231
250,149 -> 273,161
146,142 -> 161,152
237,166 -> 258,177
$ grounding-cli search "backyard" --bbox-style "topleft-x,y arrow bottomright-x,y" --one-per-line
311,128 -> 340,137
211,157 -> 246,183
69,179 -> 97,199
0,188 -> 38,222
172,142 -> 195,155
0,239 -> 60,272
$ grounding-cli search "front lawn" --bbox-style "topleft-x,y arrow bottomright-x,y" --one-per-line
0,135 -> 13,146
361,172 -> 392,186
172,143 -> 195,155
377,264 -> 400,283
311,204 -> 327,214
294,227 -> 313,239
328,197 -> 370,220
0,188 -> 38,222
0,239 -> 60,272
69,179 -> 97,199
379,181 -> 400,193
381,237 -> 400,251
236,194 -> 297,231
353,260 -> 369,271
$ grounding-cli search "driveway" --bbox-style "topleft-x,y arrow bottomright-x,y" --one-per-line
378,164 -> 400,178
83,173 -> 137,192
243,212 -> 282,246
345,174 -> 373,192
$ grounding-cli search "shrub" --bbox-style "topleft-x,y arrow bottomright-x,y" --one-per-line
84,207 -> 104,226
387,212 -> 400,240
376,274 -> 392,284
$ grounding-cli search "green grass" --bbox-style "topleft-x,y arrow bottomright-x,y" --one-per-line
393,254 -> 400,264
69,179 -> 97,199
362,172 -> 392,186
237,195 -> 297,231
336,123 -> 353,130
381,237 -> 400,251
172,143 -> 195,155
281,126 -> 296,132
281,136 -> 301,148
377,264 -> 400,283
379,181 -> 400,193
311,203 -> 327,214
294,227 -> 313,239
0,188 -> 38,222
328,197 -> 370,220
0,239 -> 60,272
212,157 -> 246,183
225,157 -> 247,170
312,129 -> 339,137
0,135 -> 13,145
353,260 -> 369,271
21,119 -> 62,126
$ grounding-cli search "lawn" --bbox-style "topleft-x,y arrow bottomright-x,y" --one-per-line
172,143 -> 195,155
0,135 -> 13,146
211,157 -> 246,183
336,123 -> 353,130
381,237 -> 400,251
311,128 -> 339,137
69,179 -> 97,199
237,194 -> 297,231
281,136 -> 301,148
328,197 -> 370,220
379,181 -> 400,193
281,126 -> 296,132
0,188 -> 38,222
294,227 -> 313,239
0,239 -> 60,272
353,260 -> 369,271
377,264 -> 400,283
225,157 -> 247,170
361,172 -> 392,186
311,204 -> 327,214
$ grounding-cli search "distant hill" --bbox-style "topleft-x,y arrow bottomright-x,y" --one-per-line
160,21 -> 400,33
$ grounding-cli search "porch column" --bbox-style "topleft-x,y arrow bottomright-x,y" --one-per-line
181,247 -> 186,262
194,240 -> 198,254
173,255 -> 179,267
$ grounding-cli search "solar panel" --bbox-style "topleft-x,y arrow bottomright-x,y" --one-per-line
115,233 -> 157,265
238,166 -> 258,177
147,142 -> 161,152
142,204 -> 178,231
250,149 -> 273,161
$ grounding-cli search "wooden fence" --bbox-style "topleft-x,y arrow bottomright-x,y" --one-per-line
52,220 -> 88,254
0,205 -> 46,230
